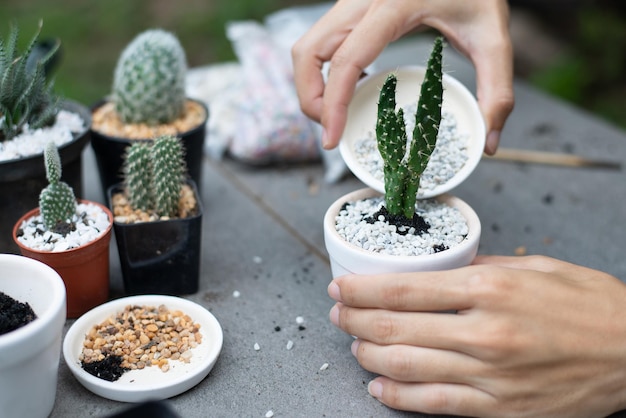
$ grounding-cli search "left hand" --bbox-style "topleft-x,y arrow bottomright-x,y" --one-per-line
328,255 -> 626,418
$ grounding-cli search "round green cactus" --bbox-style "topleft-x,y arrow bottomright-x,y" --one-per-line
39,141 -> 77,231
151,134 -> 186,217
112,29 -> 187,125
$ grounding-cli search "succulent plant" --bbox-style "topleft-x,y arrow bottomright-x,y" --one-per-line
376,36 -> 444,220
39,141 -> 77,231
122,134 -> 187,218
0,21 -> 60,141
151,134 -> 186,217
112,29 -> 187,125
123,141 -> 154,212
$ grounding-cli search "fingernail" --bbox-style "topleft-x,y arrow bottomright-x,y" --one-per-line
327,281 -> 341,301
350,339 -> 360,357
329,305 -> 339,327
321,128 -> 330,149
368,380 -> 383,398
485,130 -> 501,155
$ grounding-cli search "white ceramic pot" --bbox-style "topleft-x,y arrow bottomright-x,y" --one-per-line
323,188 -> 481,278
0,254 -> 66,418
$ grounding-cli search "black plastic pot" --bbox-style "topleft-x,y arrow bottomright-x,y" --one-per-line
91,98 -> 208,204
0,100 -> 91,254
108,180 -> 202,296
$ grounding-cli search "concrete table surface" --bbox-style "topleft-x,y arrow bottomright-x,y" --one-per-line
51,37 -> 626,418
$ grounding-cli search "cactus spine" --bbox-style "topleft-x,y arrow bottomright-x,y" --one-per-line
122,134 -> 186,218
39,141 -> 77,231
112,29 -> 187,125
376,36 -> 443,220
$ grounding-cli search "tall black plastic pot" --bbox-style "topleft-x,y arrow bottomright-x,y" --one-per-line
108,180 -> 202,296
0,100 -> 91,254
91,98 -> 208,204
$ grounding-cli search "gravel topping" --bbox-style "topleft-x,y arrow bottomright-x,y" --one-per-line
354,109 -> 468,196
0,110 -> 85,162
335,196 -> 468,256
15,202 -> 110,252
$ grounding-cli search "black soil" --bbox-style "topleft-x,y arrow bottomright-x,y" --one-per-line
81,355 -> 129,382
365,205 -> 430,236
0,291 -> 38,336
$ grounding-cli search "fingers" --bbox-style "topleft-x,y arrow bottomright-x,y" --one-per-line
352,338 -> 486,385
368,376 -> 495,416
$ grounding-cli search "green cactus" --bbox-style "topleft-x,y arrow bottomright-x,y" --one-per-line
151,134 -> 186,217
39,141 -> 77,231
0,21 -> 60,141
376,36 -> 444,220
123,141 -> 155,212
122,134 -> 187,218
112,29 -> 187,125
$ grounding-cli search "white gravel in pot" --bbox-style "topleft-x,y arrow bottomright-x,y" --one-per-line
16,202 -> 110,252
0,110 -> 85,162
353,109 -> 468,195
335,196 -> 468,256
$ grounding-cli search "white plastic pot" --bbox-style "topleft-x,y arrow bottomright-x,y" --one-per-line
0,254 -> 66,418
323,188 -> 481,278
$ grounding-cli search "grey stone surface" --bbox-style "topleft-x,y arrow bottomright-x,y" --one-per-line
52,36 -> 626,418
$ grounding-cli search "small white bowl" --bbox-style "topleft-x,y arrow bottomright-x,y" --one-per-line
63,295 -> 223,403
339,66 -> 485,198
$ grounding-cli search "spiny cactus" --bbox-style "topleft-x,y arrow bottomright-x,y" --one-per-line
376,36 -> 443,220
112,29 -> 187,125
122,134 -> 187,218
151,134 -> 185,217
0,21 -> 59,141
123,141 -> 154,212
39,141 -> 77,231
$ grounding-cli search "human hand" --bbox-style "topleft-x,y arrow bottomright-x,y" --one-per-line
292,0 -> 514,155
328,255 -> 626,417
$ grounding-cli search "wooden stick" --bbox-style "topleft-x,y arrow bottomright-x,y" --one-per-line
485,148 -> 622,170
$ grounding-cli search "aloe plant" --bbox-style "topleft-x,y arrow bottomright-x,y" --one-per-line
376,36 -> 444,221
0,21 -> 60,141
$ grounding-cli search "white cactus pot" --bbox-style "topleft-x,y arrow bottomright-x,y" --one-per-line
0,254 -> 66,418
323,188 -> 481,278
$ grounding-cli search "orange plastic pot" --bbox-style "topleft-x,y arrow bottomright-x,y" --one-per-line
12,200 -> 113,318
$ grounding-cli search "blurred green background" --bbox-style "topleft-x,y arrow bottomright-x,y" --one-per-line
1,0 -> 624,131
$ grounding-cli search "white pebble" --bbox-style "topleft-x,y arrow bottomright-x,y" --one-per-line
254,343 -> 260,351
233,290 -> 241,298
286,340 -> 294,350
295,316 -> 304,325
253,256 -> 262,264
319,363 -> 329,371
265,411 -> 274,418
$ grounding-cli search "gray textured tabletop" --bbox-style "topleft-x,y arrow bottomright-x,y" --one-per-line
51,37 -> 626,418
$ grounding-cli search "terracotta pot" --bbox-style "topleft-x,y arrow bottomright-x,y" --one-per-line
323,187 -> 481,278
0,100 -> 91,254
12,200 -> 113,318
0,254 -> 66,418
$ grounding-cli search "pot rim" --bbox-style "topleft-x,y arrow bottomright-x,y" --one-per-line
12,199 -> 113,256
324,187 -> 481,264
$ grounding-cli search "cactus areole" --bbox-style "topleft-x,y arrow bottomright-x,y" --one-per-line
375,36 -> 444,226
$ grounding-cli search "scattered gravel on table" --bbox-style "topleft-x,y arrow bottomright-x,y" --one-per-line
353,109 -> 468,196
15,202 -> 110,252
335,196 -> 468,256
0,110 -> 85,162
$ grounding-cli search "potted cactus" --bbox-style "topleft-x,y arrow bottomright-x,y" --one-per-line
12,141 -> 112,318
108,134 -> 203,296
324,37 -> 481,278
0,21 -> 92,253
91,29 -> 208,203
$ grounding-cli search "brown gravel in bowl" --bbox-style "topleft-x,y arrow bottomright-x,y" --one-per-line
79,304 -> 202,380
